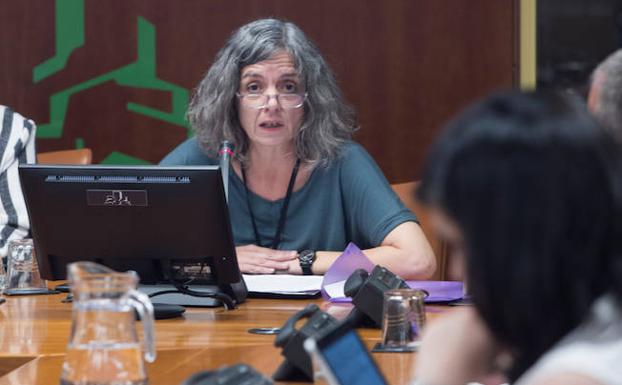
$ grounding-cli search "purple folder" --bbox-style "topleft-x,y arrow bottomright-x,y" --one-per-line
321,243 -> 463,303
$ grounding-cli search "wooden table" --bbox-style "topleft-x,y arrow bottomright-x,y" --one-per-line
0,289 -> 451,384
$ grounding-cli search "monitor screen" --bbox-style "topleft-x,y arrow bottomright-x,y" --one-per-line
18,164 -> 241,285
320,329 -> 388,385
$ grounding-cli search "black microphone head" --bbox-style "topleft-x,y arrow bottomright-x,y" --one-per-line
344,269 -> 369,297
274,303 -> 319,348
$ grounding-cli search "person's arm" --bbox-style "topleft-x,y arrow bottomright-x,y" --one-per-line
285,221 -> 435,280
296,143 -> 436,280
0,106 -> 36,258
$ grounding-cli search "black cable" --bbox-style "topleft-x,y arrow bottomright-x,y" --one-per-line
172,282 -> 236,310
147,290 -> 184,298
147,286 -> 236,310
146,286 -> 236,309
242,158 -> 300,249
146,260 -> 238,310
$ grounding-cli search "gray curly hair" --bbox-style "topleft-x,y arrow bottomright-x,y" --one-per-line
187,18 -> 358,165
591,49 -> 622,139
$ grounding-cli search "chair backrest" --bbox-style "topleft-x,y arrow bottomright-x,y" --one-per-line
37,148 -> 93,165
391,181 -> 448,281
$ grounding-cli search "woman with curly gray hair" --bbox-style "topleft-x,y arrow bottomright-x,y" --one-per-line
161,18 -> 435,279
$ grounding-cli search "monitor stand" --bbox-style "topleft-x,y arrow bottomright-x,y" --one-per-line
55,286 -> 189,319
138,279 -> 247,309
57,279 -> 248,311
150,303 -> 186,319
139,284 -> 221,307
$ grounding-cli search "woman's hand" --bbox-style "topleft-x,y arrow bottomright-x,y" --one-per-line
235,244 -> 298,274
414,307 -> 506,385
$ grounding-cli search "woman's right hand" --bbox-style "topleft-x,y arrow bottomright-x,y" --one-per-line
235,244 -> 298,274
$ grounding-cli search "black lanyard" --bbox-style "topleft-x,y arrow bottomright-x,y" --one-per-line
242,159 -> 301,249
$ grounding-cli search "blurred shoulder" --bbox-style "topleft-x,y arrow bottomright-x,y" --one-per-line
517,295 -> 622,385
334,141 -> 376,165
328,141 -> 390,185
0,105 -> 35,129
529,373 -> 603,385
159,137 -> 216,165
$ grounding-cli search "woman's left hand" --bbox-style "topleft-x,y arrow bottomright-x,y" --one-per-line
235,244 -> 298,274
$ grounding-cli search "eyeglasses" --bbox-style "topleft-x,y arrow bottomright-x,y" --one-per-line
236,92 -> 307,109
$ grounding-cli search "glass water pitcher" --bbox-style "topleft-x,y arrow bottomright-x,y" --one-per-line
60,262 -> 156,385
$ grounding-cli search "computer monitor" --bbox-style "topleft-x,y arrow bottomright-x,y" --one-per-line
18,164 -> 243,302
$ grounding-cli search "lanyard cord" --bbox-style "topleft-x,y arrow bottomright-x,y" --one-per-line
242,158 -> 301,249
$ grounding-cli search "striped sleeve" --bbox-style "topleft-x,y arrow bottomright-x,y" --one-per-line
0,106 -> 37,257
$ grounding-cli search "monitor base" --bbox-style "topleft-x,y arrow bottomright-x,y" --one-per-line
138,280 -> 247,309
151,303 -> 186,319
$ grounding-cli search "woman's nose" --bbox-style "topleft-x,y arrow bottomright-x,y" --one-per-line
264,94 -> 282,110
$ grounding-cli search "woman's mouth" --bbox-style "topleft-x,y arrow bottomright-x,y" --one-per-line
259,121 -> 284,129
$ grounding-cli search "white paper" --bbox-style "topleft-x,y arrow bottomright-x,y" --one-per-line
322,280 -> 346,299
243,274 -> 323,295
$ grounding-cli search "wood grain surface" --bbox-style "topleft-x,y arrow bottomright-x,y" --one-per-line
0,289 -> 452,384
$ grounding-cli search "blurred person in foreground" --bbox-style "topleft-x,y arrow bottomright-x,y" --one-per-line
412,90 -> 622,385
161,18 -> 435,279
0,106 -> 36,258
588,49 -> 622,140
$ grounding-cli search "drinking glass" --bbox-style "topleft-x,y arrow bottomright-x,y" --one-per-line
0,255 -> 6,292
4,238 -> 48,295
380,288 -> 426,350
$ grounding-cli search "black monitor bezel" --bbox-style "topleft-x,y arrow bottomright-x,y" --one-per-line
18,163 -> 241,285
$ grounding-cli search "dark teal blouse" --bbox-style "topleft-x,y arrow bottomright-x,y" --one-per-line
160,138 -> 417,252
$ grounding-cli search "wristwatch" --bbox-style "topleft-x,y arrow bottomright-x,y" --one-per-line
298,250 -> 316,275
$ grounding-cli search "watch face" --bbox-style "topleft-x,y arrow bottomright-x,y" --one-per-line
299,250 -> 316,264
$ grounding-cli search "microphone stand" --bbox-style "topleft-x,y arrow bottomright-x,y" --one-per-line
218,141 -> 234,203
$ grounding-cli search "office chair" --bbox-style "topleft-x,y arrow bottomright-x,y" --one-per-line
37,148 -> 93,165
391,181 -> 449,281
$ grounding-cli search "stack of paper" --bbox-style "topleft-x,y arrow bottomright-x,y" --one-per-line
243,274 -> 323,296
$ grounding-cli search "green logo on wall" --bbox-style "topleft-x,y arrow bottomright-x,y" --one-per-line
33,0 -> 189,164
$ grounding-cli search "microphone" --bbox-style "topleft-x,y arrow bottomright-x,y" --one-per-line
218,141 -> 234,203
